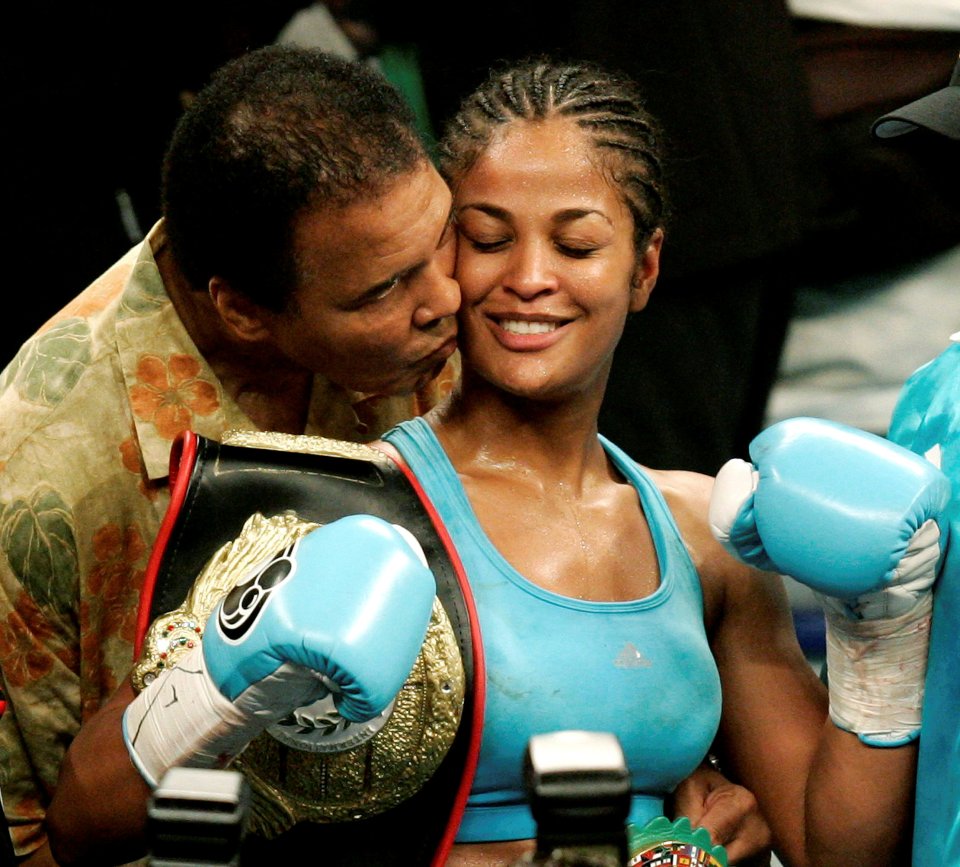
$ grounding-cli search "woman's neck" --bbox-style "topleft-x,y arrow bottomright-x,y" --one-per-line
424,372 -> 655,603
428,379 -> 611,493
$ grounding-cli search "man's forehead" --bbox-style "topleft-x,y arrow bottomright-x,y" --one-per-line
301,164 -> 450,239
293,164 -> 452,289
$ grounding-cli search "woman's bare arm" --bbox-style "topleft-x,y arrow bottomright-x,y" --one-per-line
658,469 -> 915,867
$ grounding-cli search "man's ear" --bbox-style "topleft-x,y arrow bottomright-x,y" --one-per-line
208,276 -> 272,341
629,228 -> 664,314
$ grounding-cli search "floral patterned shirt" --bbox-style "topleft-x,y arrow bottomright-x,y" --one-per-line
0,222 -> 458,856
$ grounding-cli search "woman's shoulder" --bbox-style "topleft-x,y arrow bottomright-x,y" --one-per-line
646,467 -> 759,616
643,466 -> 713,519
646,469 -> 718,562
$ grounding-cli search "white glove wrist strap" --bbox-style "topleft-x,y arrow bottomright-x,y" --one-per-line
123,646 -> 334,787
824,593 -> 932,747
123,646 -> 260,788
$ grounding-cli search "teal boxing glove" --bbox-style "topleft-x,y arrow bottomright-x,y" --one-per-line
709,416 -> 950,609
124,514 -> 436,786
709,416 -> 951,746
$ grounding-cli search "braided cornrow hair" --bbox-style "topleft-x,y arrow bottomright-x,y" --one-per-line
437,56 -> 670,252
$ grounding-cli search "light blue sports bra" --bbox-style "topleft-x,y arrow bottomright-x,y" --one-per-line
383,418 -> 722,843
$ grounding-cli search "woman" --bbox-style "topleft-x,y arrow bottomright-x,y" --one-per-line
45,58 -> 920,867
372,58 -> 917,866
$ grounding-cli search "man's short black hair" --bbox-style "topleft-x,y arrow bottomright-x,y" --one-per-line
162,44 -> 427,310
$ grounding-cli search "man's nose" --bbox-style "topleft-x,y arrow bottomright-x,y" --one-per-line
413,263 -> 461,329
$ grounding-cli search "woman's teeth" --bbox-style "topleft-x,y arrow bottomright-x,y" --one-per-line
500,319 -> 558,335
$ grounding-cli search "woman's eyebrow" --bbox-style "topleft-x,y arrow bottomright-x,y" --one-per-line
552,207 -> 612,227
455,202 -> 509,221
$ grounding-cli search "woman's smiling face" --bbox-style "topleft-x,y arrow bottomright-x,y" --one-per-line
453,115 -> 661,403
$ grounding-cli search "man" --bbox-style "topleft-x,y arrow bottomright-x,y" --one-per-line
0,44 -> 459,862
873,52 -> 960,861
0,44 -> 768,865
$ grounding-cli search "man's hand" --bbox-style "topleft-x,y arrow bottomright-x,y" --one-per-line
668,763 -> 772,866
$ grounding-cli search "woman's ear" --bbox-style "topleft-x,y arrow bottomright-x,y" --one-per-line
629,228 -> 664,313
208,276 -> 272,342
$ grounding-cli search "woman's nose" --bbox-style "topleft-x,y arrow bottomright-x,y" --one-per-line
504,241 -> 558,298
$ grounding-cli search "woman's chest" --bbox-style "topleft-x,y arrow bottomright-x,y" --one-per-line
469,480 -> 660,601
470,575 -> 722,796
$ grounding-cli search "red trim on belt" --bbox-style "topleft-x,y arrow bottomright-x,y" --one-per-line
385,450 -> 487,866
134,430 -> 199,657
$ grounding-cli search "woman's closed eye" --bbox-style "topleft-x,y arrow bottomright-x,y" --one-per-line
460,231 -> 511,253
555,240 -> 602,259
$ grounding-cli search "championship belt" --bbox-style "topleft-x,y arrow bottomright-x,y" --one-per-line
132,429 -> 484,867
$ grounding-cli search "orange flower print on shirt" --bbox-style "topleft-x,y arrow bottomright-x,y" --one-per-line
119,435 -> 143,476
79,523 -> 148,709
119,433 -> 162,501
130,354 -> 219,440
0,593 -> 63,688
83,523 -> 147,647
